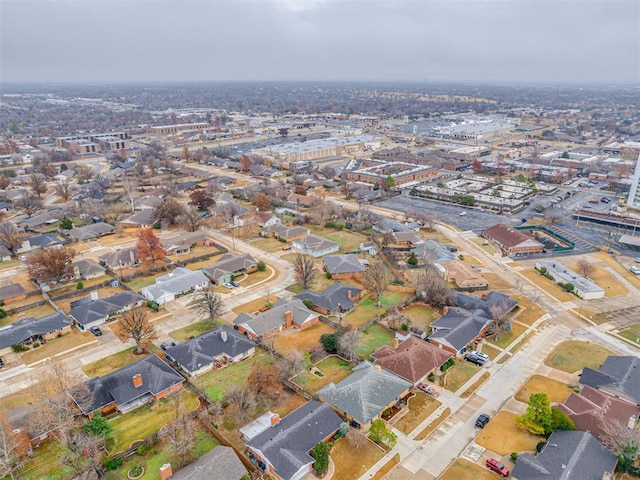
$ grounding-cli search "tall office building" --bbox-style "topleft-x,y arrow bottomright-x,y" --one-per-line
627,153 -> 640,207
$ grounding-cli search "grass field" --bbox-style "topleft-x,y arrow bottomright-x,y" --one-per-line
618,325 -> 640,344
330,436 -> 385,480
482,272 -> 513,290
294,355 -> 353,393
232,295 -> 279,314
125,272 -> 167,292
573,308 -> 609,324
475,411 -> 542,455
238,267 -> 275,287
471,237 -> 496,255
197,350 -> 271,401
248,236 -> 286,253
82,345 -> 164,377
519,270 -> 576,302
49,275 -> 114,297
442,361 -> 480,392
0,303 -> 57,328
486,321 -> 528,349
545,340 -> 613,374
592,252 -> 640,287
440,459 -> 499,480
19,438 -> 75,480
272,321 -> 337,355
358,323 -> 395,358
306,226 -> 367,253
401,304 -> 441,332
21,330 -> 96,365
169,319 -> 215,342
109,389 -> 200,453
394,392 -> 441,435
567,263 -> 628,297
515,374 -> 572,404
477,343 -> 502,360
512,295 -> 547,326
370,454 -> 400,480
343,291 -> 411,328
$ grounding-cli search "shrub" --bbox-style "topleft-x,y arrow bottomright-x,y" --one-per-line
146,300 -> 159,312
84,411 -> 113,439
337,422 -> 350,437
440,358 -> 455,372
11,343 -> 27,352
129,464 -> 143,477
102,457 -> 123,471
33,342 -> 40,348
427,373 -> 436,382
311,442 -> 329,476
401,323 -> 409,331
257,261 -> 266,271
320,332 -> 342,353
0,308 -> 6,319
136,444 -> 148,456
76,281 -> 84,290
510,452 -> 519,462
279,237 -> 287,243
302,299 -> 314,310
562,283 -> 574,292
325,272 -> 332,279
407,252 -> 419,266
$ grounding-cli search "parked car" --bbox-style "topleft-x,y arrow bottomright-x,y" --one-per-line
464,353 -> 486,366
589,199 -> 599,204
282,245 -> 292,251
0,357 -> 4,368
222,282 -> 234,289
475,413 -> 490,428
89,326 -> 102,336
459,211 -> 467,216
582,204 -> 592,209
474,351 -> 490,362
449,246 -> 458,253
160,343 -> 171,351
417,383 -> 435,395
486,458 -> 509,476
635,257 -> 640,263
230,280 -> 240,287
630,266 -> 640,276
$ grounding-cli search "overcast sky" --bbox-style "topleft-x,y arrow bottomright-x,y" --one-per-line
1,0 -> 638,84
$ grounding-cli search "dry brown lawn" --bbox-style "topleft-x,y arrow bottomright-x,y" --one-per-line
414,407 -> 451,441
592,252 -> 640,287
545,340 -> 613,374
572,308 -> 609,324
232,295 -> 279,314
519,270 -> 576,302
370,454 -> 400,480
439,459 -> 498,480
272,321 -> 337,355
394,392 -> 442,435
0,303 -> 57,329
442,361 -> 480,392
512,295 -> 547,326
567,263 -> 629,297
462,255 -> 484,267
21,330 -> 96,365
482,273 -> 513,290
475,411 -> 543,455
478,343 -> 502,359
460,372 -> 490,399
514,374 -> 573,404
331,437 -> 385,480
11,273 -> 39,292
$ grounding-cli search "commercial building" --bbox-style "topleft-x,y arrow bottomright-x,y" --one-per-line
626,153 -> 640,208
343,159 -> 438,188
149,123 -> 211,135
55,132 -> 130,154
535,260 -> 605,299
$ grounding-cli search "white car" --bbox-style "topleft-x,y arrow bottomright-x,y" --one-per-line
630,266 -> 640,276
475,352 -> 490,362
459,211 -> 467,216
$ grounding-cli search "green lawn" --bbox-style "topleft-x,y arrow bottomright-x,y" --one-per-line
82,345 -> 164,378
108,389 -> 200,454
0,258 -> 20,270
125,273 -> 164,292
343,291 -> 411,328
294,355 -> 353,393
401,304 -> 441,332
545,340 -> 613,374
170,319 -> 216,342
486,321 -> 528,349
248,236 -> 287,253
196,350 -> 271,401
19,439 -> 75,480
358,323 -> 395,358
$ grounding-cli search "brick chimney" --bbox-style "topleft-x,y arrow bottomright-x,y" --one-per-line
221,329 -> 228,342
442,306 -> 449,314
271,413 -> 281,426
132,374 -> 143,388
347,290 -> 353,300
375,364 -> 382,373
159,463 -> 173,480
481,292 -> 488,300
284,311 -> 292,329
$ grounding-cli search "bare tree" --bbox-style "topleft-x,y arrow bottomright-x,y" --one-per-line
122,176 -> 138,213
0,223 -> 22,256
114,306 -> 158,354
60,431 -> 102,480
293,253 -> 318,290
488,299 -> 513,341
362,260 -> 391,308
412,211 -> 435,231
601,418 -> 640,474
53,178 -> 75,201
275,350 -> 306,379
415,267 -> 454,308
15,194 -> 42,218
26,245 -> 75,283
155,197 -> 184,225
338,329 -> 361,362
75,164 -> 94,182
576,258 -> 594,278
225,383 -> 256,423
160,402 -> 198,469
29,173 -> 47,197
181,206 -> 204,232
194,286 -> 225,324
346,428 -> 368,449
0,414 -> 24,480
319,165 -> 337,180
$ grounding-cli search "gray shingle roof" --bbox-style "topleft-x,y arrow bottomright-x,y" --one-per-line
428,307 -> 490,352
317,361 -> 411,425
71,259 -> 106,278
580,356 -> 640,404
453,291 -> 517,317
0,283 -> 27,302
170,446 -> 249,480
0,313 -> 72,349
233,299 -> 317,337
141,267 -> 209,300
323,254 -> 365,275
512,430 -> 617,480
26,233 -> 62,249
69,291 -> 144,326
68,222 -> 115,241
201,253 -> 257,280
246,401 -> 342,480
99,247 -> 138,268
296,282 -> 362,312
165,326 -> 255,374
80,354 -> 184,414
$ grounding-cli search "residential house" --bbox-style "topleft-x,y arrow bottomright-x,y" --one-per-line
483,223 -> 544,256
233,299 -> 318,340
296,282 -> 363,316
118,209 -> 157,228
74,354 -> 185,416
0,284 -> 28,304
165,326 -> 256,377
292,234 -> 340,258
70,259 -> 106,281
512,430 -> 616,480
234,211 -> 281,228
17,233 -> 63,253
427,306 -> 492,354
323,254 -> 365,278
261,224 -> 309,242
162,231 -> 214,256
438,260 -> 488,290
0,313 -> 73,355
387,231 -> 424,248
201,253 -> 258,285
141,267 -> 209,305
580,356 -> 640,405
0,245 -> 12,262
99,247 -> 139,269
359,241 -> 378,255
17,209 -> 64,230
69,291 -> 145,331
557,385 -> 640,445
135,195 -> 163,210
168,446 -> 249,480
245,401 -> 342,480
453,290 -> 517,316
67,222 -> 115,242
414,240 -> 454,264
536,260 -> 605,299
317,361 -> 412,430
371,336 -> 453,385
373,219 -> 420,233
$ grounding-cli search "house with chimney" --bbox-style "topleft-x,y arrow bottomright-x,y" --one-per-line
162,231 -> 215,256
140,267 -> 209,305
232,299 -> 318,340
69,291 -> 145,331
579,355 -> 640,406
0,313 -> 73,355
67,222 -> 115,242
73,354 -> 184,417
69,259 -> 107,281
99,247 -> 139,269
295,282 -> 363,316
166,445 -> 249,480
292,234 -> 339,258
165,326 -> 256,377
317,361 -> 412,430
233,211 -> 281,229
244,401 -> 342,480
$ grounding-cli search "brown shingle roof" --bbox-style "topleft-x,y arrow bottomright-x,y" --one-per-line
483,223 -> 543,250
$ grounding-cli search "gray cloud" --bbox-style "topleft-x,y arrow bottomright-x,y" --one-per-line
1,0 -> 638,83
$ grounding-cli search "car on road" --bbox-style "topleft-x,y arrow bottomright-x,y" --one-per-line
89,326 -> 103,336
464,352 -> 486,366
630,266 -> 640,276
475,413 -> 490,428
459,211 -> 467,216
230,280 -> 240,287
161,343 -> 170,351
485,458 -> 509,476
